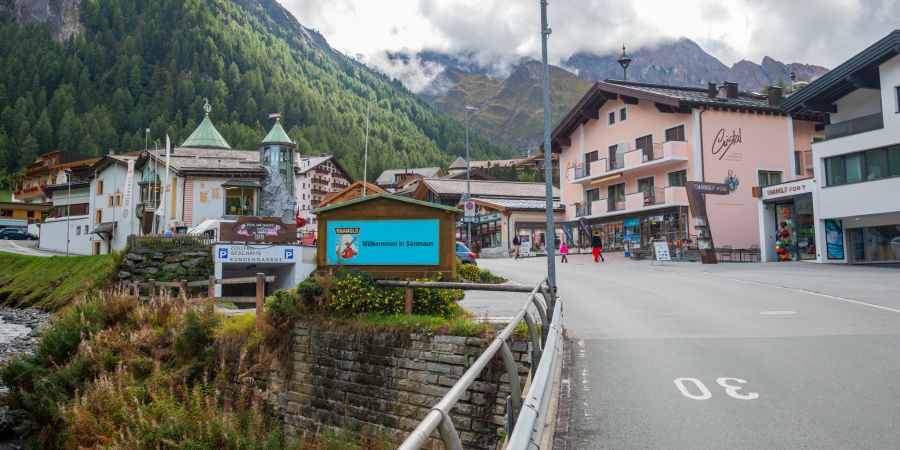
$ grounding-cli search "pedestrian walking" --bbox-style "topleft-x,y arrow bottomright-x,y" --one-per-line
591,232 -> 604,263
560,242 -> 569,263
163,226 -> 175,238
512,235 -> 521,259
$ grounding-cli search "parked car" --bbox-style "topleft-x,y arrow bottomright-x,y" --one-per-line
299,231 -> 317,246
456,242 -> 477,265
0,228 -> 38,240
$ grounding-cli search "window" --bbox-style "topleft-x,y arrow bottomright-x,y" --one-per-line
668,170 -> 687,187
608,111 -> 616,125
140,184 -> 161,205
224,186 -> 259,216
888,146 -> 900,176
108,196 -> 114,207
619,107 -> 627,121
826,157 -> 846,186
635,135 -> 654,161
665,125 -> 685,142
845,153 -> 863,183
76,226 -> 81,236
758,170 -> 782,187
95,209 -> 102,224
895,86 -> 900,112
116,194 -> 122,207
607,183 -> 625,211
585,188 -> 600,203
96,180 -> 104,195
865,149 -> 885,180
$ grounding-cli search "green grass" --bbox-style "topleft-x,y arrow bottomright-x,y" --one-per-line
0,252 -> 118,310
0,189 -> 10,202
348,313 -> 493,338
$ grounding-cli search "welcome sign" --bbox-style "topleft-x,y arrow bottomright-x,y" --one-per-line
326,219 -> 440,266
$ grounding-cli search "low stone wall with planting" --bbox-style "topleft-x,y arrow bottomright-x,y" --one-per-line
117,248 -> 213,285
249,320 -> 531,450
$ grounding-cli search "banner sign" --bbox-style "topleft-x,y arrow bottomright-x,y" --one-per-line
561,222 -> 574,245
214,244 -> 298,263
120,159 -> 134,223
578,217 -> 592,237
825,219 -> 845,260
220,216 -> 297,243
623,218 -> 640,227
326,219 -> 440,266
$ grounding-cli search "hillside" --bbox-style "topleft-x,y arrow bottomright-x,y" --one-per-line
0,0 -> 512,183
423,61 -> 592,152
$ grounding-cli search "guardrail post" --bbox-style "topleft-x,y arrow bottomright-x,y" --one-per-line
148,279 -> 156,301
404,285 -> 414,314
499,341 -> 523,433
179,279 -> 188,305
255,273 -> 265,324
437,413 -> 464,450
207,275 -> 216,299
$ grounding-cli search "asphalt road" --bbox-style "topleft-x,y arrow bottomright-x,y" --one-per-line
0,239 -> 60,257
467,253 -> 900,450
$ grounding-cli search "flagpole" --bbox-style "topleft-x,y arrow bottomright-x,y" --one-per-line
162,135 -> 171,232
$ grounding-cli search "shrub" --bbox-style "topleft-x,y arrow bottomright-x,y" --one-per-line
329,269 -> 404,316
459,263 -> 480,283
407,275 -> 463,317
297,276 -> 325,305
478,268 -> 507,284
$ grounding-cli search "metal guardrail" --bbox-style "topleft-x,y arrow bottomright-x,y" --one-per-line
397,278 -> 562,450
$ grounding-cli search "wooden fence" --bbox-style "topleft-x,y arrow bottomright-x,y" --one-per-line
122,273 -> 274,322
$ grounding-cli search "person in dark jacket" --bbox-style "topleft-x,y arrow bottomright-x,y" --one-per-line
512,235 -> 521,259
591,232 -> 605,263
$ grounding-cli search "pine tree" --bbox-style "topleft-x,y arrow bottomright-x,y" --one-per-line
32,111 -> 54,152
18,135 -> 39,168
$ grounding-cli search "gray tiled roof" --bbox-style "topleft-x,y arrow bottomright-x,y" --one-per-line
605,80 -> 775,110
422,178 -> 560,198
477,197 -> 563,211
147,148 -> 263,174
376,167 -> 442,186
296,156 -> 331,174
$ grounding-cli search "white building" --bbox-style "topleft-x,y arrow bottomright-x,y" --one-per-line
780,30 -> 900,263
294,155 -> 352,232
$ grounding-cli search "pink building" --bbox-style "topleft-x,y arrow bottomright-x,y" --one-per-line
551,80 -> 820,252
294,155 -> 352,231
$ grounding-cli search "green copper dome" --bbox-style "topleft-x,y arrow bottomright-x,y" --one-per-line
181,115 -> 231,149
261,119 -> 295,146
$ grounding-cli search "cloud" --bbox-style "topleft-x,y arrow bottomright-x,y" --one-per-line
282,0 -> 900,90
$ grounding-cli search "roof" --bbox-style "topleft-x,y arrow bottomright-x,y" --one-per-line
145,148 -> 264,176
312,192 -> 460,214
782,30 -> 900,114
319,181 -> 386,207
43,181 -> 91,197
448,156 -> 467,170
474,197 -> 564,212
181,115 -> 232,149
90,154 -> 139,175
548,79 -> 799,153
375,167 -> 442,186
294,155 -> 353,180
261,120 -> 295,146
416,178 -> 560,199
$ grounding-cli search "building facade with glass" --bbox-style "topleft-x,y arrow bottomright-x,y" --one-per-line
782,30 -> 900,263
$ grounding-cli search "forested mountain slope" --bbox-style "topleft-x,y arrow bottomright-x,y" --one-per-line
0,0 -> 512,182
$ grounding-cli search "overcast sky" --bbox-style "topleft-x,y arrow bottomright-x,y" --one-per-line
282,0 -> 899,89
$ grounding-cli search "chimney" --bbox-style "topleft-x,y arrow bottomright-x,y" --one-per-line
707,82 -> 717,98
724,82 -> 739,99
767,86 -> 783,106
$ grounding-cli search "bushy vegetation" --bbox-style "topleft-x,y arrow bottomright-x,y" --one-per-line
0,291 -> 287,449
458,264 -> 507,284
0,0 -> 511,186
0,252 -> 118,309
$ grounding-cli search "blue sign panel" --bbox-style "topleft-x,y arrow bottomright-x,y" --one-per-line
326,219 -> 440,266
623,218 -> 640,227
825,219 -> 844,260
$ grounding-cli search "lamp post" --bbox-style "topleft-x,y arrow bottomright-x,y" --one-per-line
465,105 -> 478,246
362,100 -> 374,196
618,44 -> 632,81
540,0 -> 557,288
65,170 -> 71,257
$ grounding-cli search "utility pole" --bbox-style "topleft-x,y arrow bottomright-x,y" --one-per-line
363,100 -> 374,196
540,0 -> 557,288
465,105 -> 478,246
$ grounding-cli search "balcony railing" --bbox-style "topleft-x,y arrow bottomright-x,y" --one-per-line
825,113 -> 884,140
574,202 -> 590,218
642,187 -> 665,206
310,187 -> 328,195
607,198 -> 625,212
641,143 -> 665,162
608,153 -> 625,170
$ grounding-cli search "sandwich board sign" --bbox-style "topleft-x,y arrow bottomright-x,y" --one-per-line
652,241 -> 671,264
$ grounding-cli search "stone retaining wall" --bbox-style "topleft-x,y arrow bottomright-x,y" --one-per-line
117,249 -> 213,285
251,321 -> 531,449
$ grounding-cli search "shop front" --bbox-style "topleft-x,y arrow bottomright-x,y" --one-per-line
578,207 -> 689,252
756,179 -> 817,262
456,210 -> 503,256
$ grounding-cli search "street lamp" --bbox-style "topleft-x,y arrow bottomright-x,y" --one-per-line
464,105 -> 478,246
362,100 -> 374,196
618,44 -> 632,81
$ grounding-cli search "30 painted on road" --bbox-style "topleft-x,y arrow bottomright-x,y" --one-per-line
674,377 -> 759,400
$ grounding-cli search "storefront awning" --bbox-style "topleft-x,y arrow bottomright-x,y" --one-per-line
222,180 -> 261,188
91,222 -> 117,234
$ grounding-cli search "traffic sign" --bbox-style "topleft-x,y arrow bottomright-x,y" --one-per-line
464,200 -> 476,218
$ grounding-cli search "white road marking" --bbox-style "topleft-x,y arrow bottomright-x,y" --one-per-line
674,378 -> 712,400
759,310 -> 797,315
716,378 -> 759,400
720,276 -> 900,314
